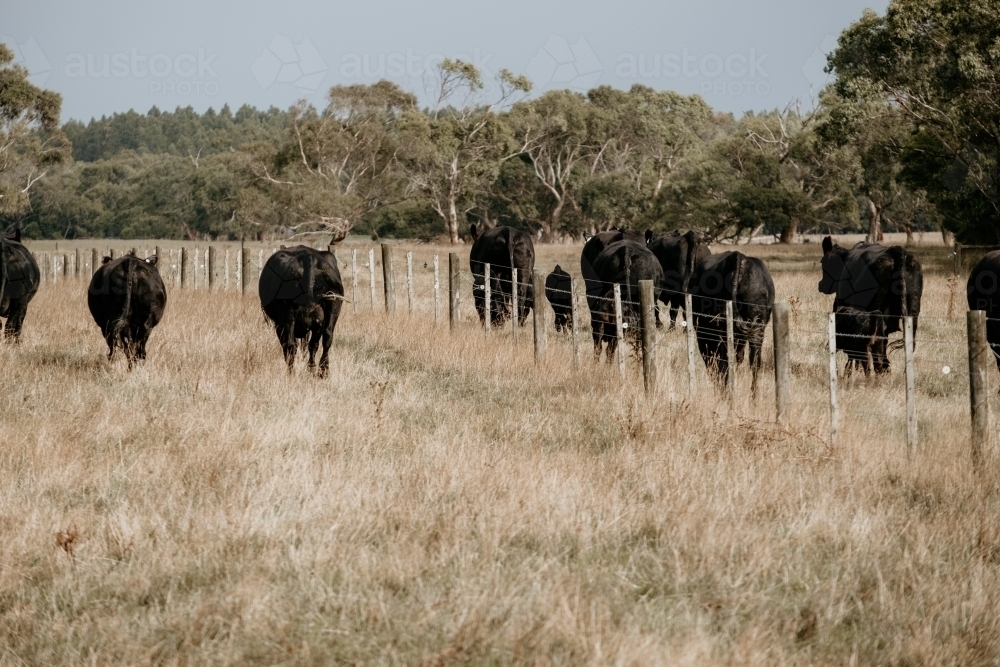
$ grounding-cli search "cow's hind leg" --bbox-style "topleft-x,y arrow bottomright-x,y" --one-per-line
3,300 -> 28,344
317,303 -> 340,379
276,320 -> 296,373
748,337 -> 763,396
307,326 -> 322,374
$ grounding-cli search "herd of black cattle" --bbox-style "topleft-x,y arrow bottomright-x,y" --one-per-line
3,221 -> 1000,383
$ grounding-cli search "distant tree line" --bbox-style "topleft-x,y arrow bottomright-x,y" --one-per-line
3,0 -> 998,244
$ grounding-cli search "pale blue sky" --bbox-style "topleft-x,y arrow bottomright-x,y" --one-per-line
2,0 -> 889,123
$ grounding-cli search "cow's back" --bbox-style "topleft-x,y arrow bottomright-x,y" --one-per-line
470,226 -> 534,274
0,237 -> 40,303
260,245 -> 343,315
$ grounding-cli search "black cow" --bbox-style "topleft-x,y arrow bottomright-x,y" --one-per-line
690,251 -> 774,392
819,236 -> 923,375
589,240 -> 664,360
966,250 -> 1000,372
259,245 -> 345,377
469,225 -> 535,327
645,230 -> 711,329
88,251 -> 167,367
0,224 -> 40,342
545,265 -> 573,332
581,229 -> 644,297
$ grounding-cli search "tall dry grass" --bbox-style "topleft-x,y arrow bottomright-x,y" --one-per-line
0,242 -> 998,665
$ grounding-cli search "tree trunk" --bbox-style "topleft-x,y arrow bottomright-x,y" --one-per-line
903,221 -> 914,245
779,217 -> 798,244
942,228 -> 954,246
543,197 -> 565,243
867,200 -> 883,243
448,194 -> 460,244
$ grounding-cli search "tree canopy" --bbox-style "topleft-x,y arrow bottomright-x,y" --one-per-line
7,2 -> 997,244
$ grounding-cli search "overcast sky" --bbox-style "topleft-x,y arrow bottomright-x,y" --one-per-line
2,0 -> 889,124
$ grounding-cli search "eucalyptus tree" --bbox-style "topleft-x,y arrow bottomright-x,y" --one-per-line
402,60 -> 531,243
0,43 -> 68,216
830,1 -> 1000,242
267,80 -> 418,242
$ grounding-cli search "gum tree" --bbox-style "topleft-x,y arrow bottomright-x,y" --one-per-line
0,43 -> 68,217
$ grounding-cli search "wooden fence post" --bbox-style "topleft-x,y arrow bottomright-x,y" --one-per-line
511,268 -> 518,339
449,252 -> 460,330
406,251 -> 414,315
257,249 -> 264,284
828,312 -> 840,448
351,249 -> 359,314
92,248 -> 99,276
725,300 -> 736,401
954,242 -> 963,275
433,255 -> 441,325
571,277 -> 581,369
224,249 -> 230,291
613,283 -> 625,380
968,310 -> 990,465
532,270 -> 547,363
772,301 -> 791,424
381,243 -> 395,314
154,246 -> 163,278
905,316 -> 918,455
180,247 -> 189,289
241,241 -> 251,294
74,248 -> 81,278
62,254 -> 70,280
639,279 -> 657,397
208,246 -> 217,290
686,293 -> 697,398
483,263 -> 491,332
368,247 -> 376,310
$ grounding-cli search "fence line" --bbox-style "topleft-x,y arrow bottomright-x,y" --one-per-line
20,242 -> 993,467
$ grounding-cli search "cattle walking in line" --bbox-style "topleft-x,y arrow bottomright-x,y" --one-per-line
545,265 -> 573,332
967,250 -> 1000,373
818,236 -> 923,375
259,245 -> 345,377
645,229 -> 711,329
469,225 -> 535,327
690,251 -> 774,393
588,240 -> 665,360
88,251 -> 167,368
0,224 -> 40,343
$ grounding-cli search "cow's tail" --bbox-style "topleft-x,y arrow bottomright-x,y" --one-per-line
731,252 -> 744,304
507,226 -> 516,318
682,233 -> 698,294
112,254 -> 137,341
302,253 -> 315,302
0,241 -> 9,317
625,244 -> 634,305
888,246 -> 909,352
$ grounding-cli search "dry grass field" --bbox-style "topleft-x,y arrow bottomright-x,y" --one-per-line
1,239 -> 998,665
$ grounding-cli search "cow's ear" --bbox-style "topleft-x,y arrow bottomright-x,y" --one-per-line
644,229 -> 653,245
822,236 -> 833,257
102,256 -> 112,264
470,224 -> 479,240
146,256 -> 159,266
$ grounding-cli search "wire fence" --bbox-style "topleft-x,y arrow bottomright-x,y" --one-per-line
22,242 -> 997,463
